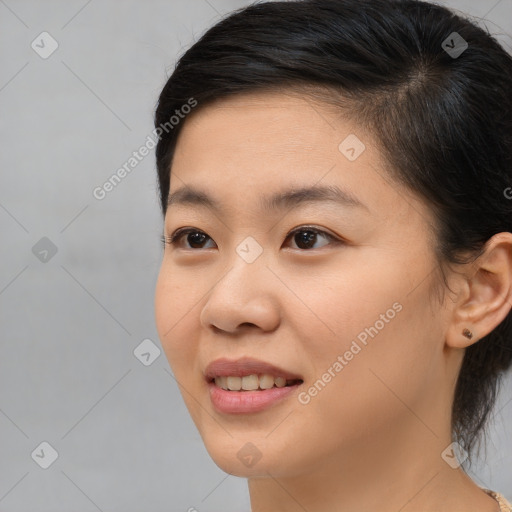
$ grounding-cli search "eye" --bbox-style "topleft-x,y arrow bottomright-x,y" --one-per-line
161,226 -> 342,251
162,228 -> 216,250
285,226 -> 340,250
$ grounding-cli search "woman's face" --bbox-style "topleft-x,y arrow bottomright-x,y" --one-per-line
155,91 -> 454,478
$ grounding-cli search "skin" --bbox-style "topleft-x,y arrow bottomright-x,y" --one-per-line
154,90 -> 512,512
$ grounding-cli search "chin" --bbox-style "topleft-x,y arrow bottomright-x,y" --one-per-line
200,431 -> 304,478
202,434 -> 263,474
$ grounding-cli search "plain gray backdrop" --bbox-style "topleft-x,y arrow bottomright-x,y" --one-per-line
0,0 -> 511,510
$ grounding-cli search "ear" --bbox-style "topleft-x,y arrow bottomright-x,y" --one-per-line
446,232 -> 512,349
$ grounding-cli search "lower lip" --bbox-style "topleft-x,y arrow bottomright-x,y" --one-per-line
207,381 -> 302,414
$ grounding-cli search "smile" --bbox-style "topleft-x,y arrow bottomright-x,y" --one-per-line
212,374 -> 302,391
204,357 -> 304,414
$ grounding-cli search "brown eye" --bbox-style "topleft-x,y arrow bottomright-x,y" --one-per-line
285,226 -> 339,250
162,225 -> 342,251
163,228 -> 216,249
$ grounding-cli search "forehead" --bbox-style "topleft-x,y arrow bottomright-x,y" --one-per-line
168,90 -> 428,225
172,90 -> 368,180
177,89 -> 345,147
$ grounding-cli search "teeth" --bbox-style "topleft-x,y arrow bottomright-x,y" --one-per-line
226,376 -> 242,391
214,374 -> 298,391
241,374 -> 259,390
275,376 -> 286,388
259,374 -> 275,389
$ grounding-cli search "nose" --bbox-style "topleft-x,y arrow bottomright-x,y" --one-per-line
199,256 -> 281,335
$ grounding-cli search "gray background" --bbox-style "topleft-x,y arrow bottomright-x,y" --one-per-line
0,0 -> 511,510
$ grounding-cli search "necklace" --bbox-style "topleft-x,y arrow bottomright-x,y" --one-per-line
482,489 -> 512,512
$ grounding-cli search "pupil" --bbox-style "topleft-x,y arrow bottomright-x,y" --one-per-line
296,230 -> 316,249
189,232 -> 206,248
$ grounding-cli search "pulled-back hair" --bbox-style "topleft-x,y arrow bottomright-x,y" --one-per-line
154,0 -> 512,465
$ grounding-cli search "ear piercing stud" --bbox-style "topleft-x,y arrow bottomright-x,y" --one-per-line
462,328 -> 473,340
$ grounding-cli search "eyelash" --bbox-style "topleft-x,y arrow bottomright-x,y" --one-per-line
160,225 -> 342,251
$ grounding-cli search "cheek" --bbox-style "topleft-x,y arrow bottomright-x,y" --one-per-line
154,263 -> 200,372
289,252 -> 439,402
279,256 -> 406,364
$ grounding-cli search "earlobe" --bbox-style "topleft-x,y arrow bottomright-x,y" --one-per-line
446,232 -> 512,349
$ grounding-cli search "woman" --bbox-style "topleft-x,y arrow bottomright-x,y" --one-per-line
153,0 -> 512,510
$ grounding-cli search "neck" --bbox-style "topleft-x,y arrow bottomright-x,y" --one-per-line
248,421 -> 498,512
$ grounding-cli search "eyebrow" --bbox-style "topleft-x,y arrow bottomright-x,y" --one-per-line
166,183 -> 369,214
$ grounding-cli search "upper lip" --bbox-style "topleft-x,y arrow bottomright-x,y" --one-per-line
204,357 -> 303,382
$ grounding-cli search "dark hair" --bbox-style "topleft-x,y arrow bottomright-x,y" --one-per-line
154,0 -> 512,464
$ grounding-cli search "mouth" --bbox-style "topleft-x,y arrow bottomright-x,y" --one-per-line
207,374 -> 303,391
204,357 -> 304,414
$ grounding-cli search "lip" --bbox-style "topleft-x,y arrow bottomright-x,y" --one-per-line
204,357 -> 304,414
